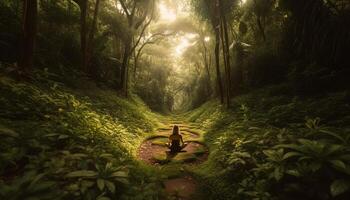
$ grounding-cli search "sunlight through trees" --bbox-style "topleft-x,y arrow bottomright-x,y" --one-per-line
1,0 -> 350,199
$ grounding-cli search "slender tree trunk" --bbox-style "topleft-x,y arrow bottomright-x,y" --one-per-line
222,14 -> 232,103
220,20 -> 230,107
86,0 -> 101,77
213,0 -> 224,104
80,0 -> 88,72
134,48 -> 143,80
202,40 -> 211,81
19,0 -> 37,73
218,0 -> 232,107
120,40 -> 131,95
214,27 -> 224,104
256,16 -> 266,42
253,0 -> 266,42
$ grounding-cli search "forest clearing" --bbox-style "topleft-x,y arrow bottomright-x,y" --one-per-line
1,0 -> 350,199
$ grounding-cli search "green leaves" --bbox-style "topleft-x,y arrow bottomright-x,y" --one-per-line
64,162 -> 129,198
66,170 -> 98,178
331,179 -> 350,197
0,125 -> 19,137
105,180 -> 116,193
97,179 -> 105,191
330,160 -> 347,170
0,171 -> 61,199
111,171 -> 128,178
305,117 -> 321,130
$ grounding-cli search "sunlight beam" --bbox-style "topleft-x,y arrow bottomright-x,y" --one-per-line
159,3 -> 177,22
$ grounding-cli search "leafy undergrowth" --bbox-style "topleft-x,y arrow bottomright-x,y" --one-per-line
0,72 -> 165,200
185,86 -> 350,200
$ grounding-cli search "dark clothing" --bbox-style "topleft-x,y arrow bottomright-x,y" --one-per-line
169,134 -> 183,153
170,140 -> 182,152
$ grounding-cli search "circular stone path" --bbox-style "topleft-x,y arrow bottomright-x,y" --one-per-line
137,121 -> 209,199
138,128 -> 208,165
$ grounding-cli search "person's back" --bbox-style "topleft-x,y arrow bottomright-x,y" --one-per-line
169,125 -> 184,152
169,134 -> 182,147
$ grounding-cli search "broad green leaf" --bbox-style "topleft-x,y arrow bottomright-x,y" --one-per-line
66,184 -> 79,191
320,130 -> 345,143
309,162 -> 322,172
66,170 -> 97,178
0,126 -> 19,137
44,133 -> 59,137
58,135 -> 69,140
274,167 -> 284,181
283,152 -> 302,160
105,180 -> 116,193
97,179 -> 105,191
330,160 -> 347,170
70,153 -> 88,159
286,169 -> 300,177
331,179 -> 350,196
100,154 -> 114,159
28,173 -> 46,189
81,180 -> 95,188
111,171 -> 128,178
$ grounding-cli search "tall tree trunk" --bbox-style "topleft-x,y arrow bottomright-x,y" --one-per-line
253,0 -> 266,42
256,16 -> 266,42
202,40 -> 211,81
218,0 -> 232,107
222,13 -> 232,103
214,27 -> 224,104
19,0 -> 37,73
80,0 -> 88,72
213,0 -> 224,104
86,0 -> 101,78
220,20 -> 230,107
120,40 -> 131,95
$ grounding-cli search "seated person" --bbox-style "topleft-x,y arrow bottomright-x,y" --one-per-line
168,125 -> 186,153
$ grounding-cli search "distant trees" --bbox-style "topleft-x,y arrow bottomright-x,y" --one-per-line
280,0 -> 350,67
191,0 -> 238,107
117,0 -> 156,96
2,0 -> 349,111
73,0 -> 101,77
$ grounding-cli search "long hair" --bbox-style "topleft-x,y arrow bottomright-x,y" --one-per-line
172,125 -> 179,135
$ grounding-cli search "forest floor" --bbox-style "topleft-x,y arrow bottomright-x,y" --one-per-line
137,118 -> 209,199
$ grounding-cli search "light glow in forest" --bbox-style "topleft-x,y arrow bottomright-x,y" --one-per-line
175,38 -> 190,56
173,33 -> 198,56
159,3 -> 177,22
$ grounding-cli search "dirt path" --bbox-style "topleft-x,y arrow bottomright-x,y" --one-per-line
137,120 -> 208,199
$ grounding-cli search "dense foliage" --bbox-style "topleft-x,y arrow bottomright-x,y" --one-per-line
0,71 -> 165,199
186,87 -> 350,199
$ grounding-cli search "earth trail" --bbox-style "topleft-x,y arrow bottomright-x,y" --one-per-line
137,119 -> 209,199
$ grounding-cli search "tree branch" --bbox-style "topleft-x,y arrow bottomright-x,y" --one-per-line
130,4 -> 155,53
118,0 -> 130,17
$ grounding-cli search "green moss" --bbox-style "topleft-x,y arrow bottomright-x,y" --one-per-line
172,153 -> 197,163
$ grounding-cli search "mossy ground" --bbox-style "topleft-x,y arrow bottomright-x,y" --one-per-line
1,71 -> 349,200
0,73 -> 166,199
